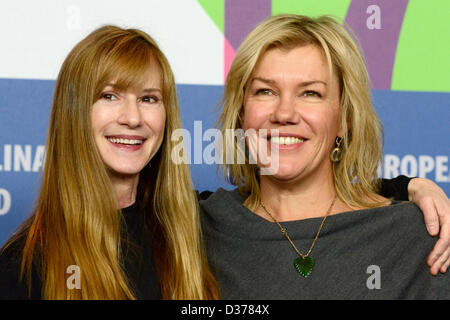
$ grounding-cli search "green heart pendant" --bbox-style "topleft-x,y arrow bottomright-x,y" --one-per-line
294,256 -> 315,278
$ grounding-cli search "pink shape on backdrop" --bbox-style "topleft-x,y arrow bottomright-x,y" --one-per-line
224,37 -> 235,82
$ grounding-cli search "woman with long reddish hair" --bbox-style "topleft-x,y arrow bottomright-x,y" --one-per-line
0,25 -> 218,299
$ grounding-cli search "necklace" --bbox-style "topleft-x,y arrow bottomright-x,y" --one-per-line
260,195 -> 337,278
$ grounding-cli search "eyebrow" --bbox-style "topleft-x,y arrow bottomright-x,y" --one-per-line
104,83 -> 162,93
250,77 -> 327,87
141,88 -> 162,94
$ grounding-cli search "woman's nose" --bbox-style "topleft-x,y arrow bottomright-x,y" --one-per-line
270,94 -> 301,125
118,98 -> 142,128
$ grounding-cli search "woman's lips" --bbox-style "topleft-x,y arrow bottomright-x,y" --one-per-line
106,135 -> 146,151
269,138 -> 306,150
265,132 -> 307,150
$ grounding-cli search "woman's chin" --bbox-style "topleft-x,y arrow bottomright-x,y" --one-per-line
261,166 -> 304,182
106,164 -> 147,179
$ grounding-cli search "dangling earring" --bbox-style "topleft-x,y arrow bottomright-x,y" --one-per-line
330,137 -> 343,162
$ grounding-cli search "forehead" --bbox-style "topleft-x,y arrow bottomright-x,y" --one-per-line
96,36 -> 164,91
252,44 -> 333,82
106,58 -> 163,92
136,63 -> 163,88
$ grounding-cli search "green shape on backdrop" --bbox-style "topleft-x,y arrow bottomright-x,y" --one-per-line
392,1 -> 450,92
272,0 -> 351,20
198,0 -> 449,92
199,0 -> 352,35
198,0 -> 225,34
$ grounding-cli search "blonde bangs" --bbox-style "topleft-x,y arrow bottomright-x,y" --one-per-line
221,14 -> 386,211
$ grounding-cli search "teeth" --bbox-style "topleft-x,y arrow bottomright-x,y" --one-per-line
108,138 -> 143,145
270,136 -> 304,145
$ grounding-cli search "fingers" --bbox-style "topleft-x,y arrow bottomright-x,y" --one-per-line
428,246 -> 450,275
440,255 -> 450,274
420,197 -> 440,236
425,199 -> 450,275
408,178 -> 450,274
427,220 -> 450,275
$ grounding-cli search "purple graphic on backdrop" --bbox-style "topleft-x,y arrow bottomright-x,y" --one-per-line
345,0 -> 409,90
225,0 -> 271,50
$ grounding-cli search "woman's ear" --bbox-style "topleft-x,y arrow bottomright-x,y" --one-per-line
336,111 -> 345,139
337,105 -> 351,140
238,106 -> 244,128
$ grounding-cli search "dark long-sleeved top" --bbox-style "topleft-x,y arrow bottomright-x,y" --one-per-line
0,203 -> 160,299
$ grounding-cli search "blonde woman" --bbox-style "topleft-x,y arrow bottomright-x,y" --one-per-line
200,14 -> 449,299
0,26 -> 218,299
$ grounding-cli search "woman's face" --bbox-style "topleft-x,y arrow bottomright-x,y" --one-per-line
91,65 -> 166,180
242,44 -> 342,183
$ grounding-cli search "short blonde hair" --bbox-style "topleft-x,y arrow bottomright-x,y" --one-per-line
218,14 -> 385,210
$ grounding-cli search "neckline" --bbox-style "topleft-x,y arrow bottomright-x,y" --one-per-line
232,188 -> 398,220
121,201 -> 139,215
202,188 -> 408,241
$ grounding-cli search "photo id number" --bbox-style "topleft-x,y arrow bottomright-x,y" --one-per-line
225,304 -> 269,315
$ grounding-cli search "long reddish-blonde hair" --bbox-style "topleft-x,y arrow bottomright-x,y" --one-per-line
2,25 -> 218,299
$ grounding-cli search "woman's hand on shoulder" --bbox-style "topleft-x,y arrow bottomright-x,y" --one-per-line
408,177 -> 450,275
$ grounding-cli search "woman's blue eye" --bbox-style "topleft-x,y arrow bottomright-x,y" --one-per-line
303,90 -> 321,97
256,89 -> 273,95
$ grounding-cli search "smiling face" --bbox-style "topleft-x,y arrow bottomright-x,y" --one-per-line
91,64 -> 166,180
242,44 -> 342,184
